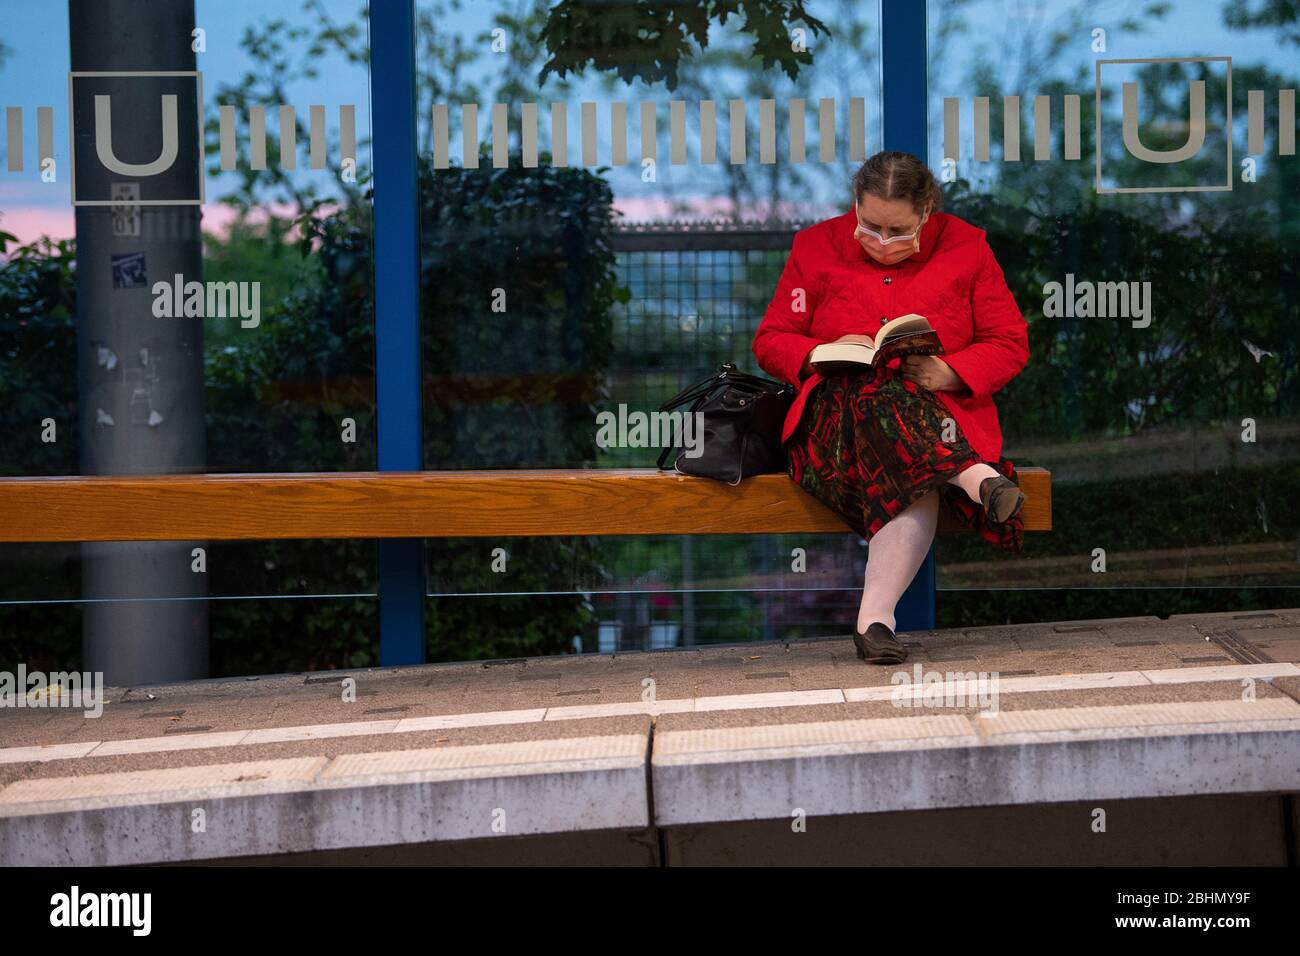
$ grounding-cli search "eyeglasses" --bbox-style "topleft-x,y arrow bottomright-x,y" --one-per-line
854,218 -> 922,246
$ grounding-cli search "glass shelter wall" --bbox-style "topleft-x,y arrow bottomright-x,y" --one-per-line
413,0 -> 887,656
0,1 -> 379,677
926,0 -> 1299,620
1,1 -> 1294,675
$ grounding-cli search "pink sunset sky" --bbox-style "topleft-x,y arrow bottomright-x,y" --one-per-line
0,201 -> 299,248
1,194 -> 828,252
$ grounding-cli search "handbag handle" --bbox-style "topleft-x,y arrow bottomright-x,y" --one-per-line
658,363 -> 732,412
658,363 -> 790,412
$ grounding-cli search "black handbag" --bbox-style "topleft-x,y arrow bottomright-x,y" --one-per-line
655,362 -> 797,485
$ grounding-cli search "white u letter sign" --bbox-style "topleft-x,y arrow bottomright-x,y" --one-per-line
1121,80 -> 1206,164
93,94 -> 180,176
70,72 -> 204,206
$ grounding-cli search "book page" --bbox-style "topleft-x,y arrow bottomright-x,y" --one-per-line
873,329 -> 944,367
874,313 -> 931,349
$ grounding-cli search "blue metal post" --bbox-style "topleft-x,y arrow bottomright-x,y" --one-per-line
370,0 -> 426,664
881,0 -> 936,631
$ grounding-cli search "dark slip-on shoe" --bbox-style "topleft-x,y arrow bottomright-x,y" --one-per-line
979,474 -> 1026,525
852,621 -> 908,665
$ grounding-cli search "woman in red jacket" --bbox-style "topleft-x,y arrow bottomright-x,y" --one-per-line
752,151 -> 1029,665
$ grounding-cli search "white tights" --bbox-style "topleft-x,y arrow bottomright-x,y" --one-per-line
856,462 -> 999,633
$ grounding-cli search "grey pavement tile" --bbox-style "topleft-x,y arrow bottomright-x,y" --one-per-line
963,649 -> 1146,675
8,611 -> 1300,772
1268,675 -> 1300,700
615,670 -> 700,694
43,696 -> 274,746
7,714 -> 653,783
0,710 -> 65,748
983,680 -> 1292,711
257,697 -> 412,728
656,679 -> 1296,732
0,762 -> 38,788
1072,615 -> 1166,628
788,664 -> 861,691
1104,624 -> 1206,645
1003,634 -> 1119,653
690,642 -> 786,666
1173,609 -> 1300,631
1256,639 -> 1300,662
1242,626 -> 1300,659
685,673 -> 799,698
655,699 -> 906,731
558,678 -> 658,704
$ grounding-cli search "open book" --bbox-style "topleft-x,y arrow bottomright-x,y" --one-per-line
809,314 -> 944,373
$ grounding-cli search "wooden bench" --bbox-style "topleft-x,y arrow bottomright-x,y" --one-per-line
0,468 -> 1050,542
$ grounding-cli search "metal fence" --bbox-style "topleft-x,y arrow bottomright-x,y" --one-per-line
591,221 -> 863,651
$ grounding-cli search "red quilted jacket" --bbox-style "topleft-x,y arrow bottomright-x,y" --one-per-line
752,208 -> 1029,461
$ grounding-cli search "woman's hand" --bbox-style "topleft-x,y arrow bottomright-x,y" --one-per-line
900,355 -> 965,391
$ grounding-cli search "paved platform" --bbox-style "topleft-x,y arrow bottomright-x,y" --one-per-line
2,609 -> 1299,865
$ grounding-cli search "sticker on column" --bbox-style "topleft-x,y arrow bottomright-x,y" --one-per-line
111,182 -> 141,237
110,252 -> 147,289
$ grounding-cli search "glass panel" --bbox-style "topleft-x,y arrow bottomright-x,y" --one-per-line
0,540 -> 378,677
1,0 -> 375,475
416,0 -> 884,653
926,0 -> 1299,621
0,1 -> 378,679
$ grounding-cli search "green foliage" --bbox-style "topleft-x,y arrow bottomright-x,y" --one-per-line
0,236 -> 78,477
197,200 -> 379,674
204,11 -> 370,213
944,183 -> 1299,441
419,153 -> 619,659
206,205 -> 376,473
1222,0 -> 1300,44
0,160 -> 618,676
199,154 -> 623,668
420,154 -> 619,466
201,218 -> 323,350
0,236 -> 81,672
538,0 -> 829,90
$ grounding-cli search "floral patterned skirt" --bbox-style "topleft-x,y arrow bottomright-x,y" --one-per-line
786,366 -> 1024,554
